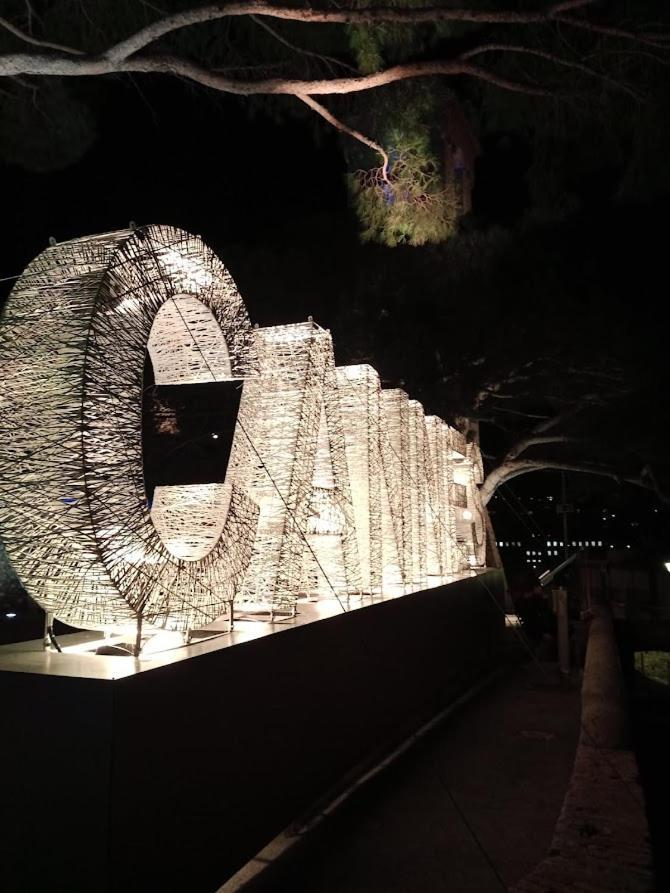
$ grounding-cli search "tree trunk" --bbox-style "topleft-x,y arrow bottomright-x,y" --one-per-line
483,503 -> 504,571
458,415 -> 503,572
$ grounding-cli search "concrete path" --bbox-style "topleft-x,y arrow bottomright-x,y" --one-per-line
232,662 -> 581,893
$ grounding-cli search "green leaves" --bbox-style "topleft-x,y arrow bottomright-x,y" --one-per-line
348,25 -> 385,74
349,133 -> 459,246
344,77 -> 462,247
346,0 -> 459,74
340,0 -> 466,248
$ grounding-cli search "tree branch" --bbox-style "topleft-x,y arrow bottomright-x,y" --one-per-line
531,403 -> 586,435
480,458 -> 670,506
557,13 -> 670,50
0,0 -> 661,165
0,53 -> 548,98
552,1 -> 597,11
460,43 -> 642,99
4,1 -> 656,103
0,15 -> 83,55
250,15 -> 358,74
481,459 -> 613,505
489,406 -> 551,420
504,434 -> 573,462
102,2 -> 601,64
639,465 -> 669,505
296,95 -> 390,178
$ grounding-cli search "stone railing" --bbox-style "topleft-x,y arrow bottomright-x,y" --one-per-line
512,606 -> 654,893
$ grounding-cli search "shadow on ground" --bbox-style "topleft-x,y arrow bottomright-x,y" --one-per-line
238,661 -> 581,893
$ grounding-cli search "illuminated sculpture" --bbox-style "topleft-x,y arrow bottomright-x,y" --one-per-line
0,227 -> 258,632
231,322 -> 361,607
0,225 -> 487,636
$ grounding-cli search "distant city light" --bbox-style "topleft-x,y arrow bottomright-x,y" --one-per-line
5,612 -> 16,619
211,433 -> 219,439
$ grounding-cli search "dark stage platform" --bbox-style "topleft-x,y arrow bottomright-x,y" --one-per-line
0,571 -> 505,893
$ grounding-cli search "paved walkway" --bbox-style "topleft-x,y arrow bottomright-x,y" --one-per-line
230,661 -> 581,893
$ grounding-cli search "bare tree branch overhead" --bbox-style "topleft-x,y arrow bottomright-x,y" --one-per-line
0,1 -> 667,166
0,14 -> 83,55
297,94 -> 392,179
0,53 -> 552,97
480,459 -> 670,507
503,435 -> 575,463
80,2 -> 610,64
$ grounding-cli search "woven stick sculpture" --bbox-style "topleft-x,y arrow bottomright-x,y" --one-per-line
0,224 -> 488,636
0,226 -> 257,632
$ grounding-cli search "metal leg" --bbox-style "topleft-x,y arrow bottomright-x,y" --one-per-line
43,611 -> 53,651
134,614 -> 143,657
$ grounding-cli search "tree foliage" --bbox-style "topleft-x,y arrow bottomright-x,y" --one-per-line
349,135 -> 459,246
344,76 -> 461,245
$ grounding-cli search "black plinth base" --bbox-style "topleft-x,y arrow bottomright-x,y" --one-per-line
0,572 -> 505,893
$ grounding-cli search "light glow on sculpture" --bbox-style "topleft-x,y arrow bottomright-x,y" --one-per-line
0,225 -> 488,636
0,226 -> 257,632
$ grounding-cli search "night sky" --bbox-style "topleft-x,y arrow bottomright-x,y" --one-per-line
1,80 -> 354,326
